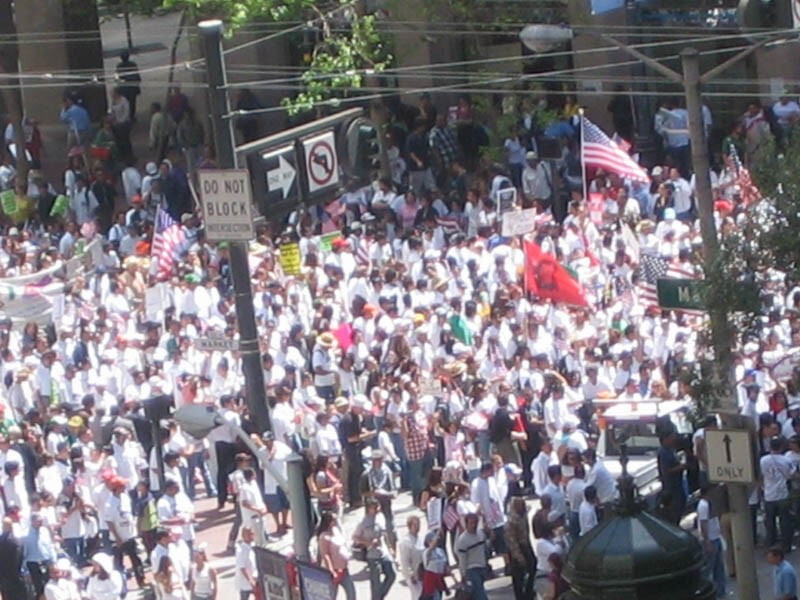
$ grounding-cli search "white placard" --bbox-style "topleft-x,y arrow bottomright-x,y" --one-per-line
501,208 -> 538,237
145,283 -> 166,324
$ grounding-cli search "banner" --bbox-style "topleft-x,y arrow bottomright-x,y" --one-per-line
0,281 -> 64,326
296,561 -> 335,600
501,208 -> 537,237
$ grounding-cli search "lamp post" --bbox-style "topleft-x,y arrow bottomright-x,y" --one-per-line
520,24 -> 797,600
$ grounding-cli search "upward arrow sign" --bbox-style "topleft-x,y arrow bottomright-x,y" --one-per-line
267,154 -> 296,198
722,433 -> 732,463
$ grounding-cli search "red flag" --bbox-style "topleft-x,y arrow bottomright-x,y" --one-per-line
523,241 -> 589,307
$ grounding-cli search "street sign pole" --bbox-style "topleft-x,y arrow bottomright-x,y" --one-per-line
200,20 -> 313,561
199,20 -> 271,434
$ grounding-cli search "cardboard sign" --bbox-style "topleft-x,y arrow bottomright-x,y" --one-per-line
279,243 -> 302,276
501,208 -> 537,237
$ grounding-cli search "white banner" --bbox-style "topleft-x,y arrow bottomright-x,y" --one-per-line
501,208 -> 538,237
0,281 -> 65,326
794,0 -> 800,29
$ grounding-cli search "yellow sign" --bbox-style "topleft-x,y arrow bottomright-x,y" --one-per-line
280,243 -> 302,276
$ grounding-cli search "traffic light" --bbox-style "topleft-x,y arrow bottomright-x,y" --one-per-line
345,117 -> 384,184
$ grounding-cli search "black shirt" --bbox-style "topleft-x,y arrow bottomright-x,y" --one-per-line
339,412 -> 363,456
489,407 -> 514,444
405,131 -> 430,171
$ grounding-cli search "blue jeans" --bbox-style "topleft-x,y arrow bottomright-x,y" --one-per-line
389,432 -> 409,489
765,499 -> 793,551
476,431 -> 491,462
63,537 -> 86,566
408,453 -> 432,506
705,538 -> 726,598
188,450 -> 217,499
367,557 -> 396,600
338,571 -> 356,600
466,567 -> 488,600
569,510 -> 580,542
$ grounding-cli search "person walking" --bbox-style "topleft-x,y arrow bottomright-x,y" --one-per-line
455,512 -> 488,600
353,499 -> 396,600
761,436 -> 796,553
317,512 -> 355,600
104,476 -> 145,588
116,51 -> 142,121
235,527 -> 259,600
397,515 -> 424,600
505,496 -> 536,600
768,545 -> 798,600
697,484 -> 726,598
189,545 -> 217,600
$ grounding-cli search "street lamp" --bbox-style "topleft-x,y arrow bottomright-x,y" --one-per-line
520,23 -> 797,600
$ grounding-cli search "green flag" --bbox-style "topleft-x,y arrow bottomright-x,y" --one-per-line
448,313 -> 473,346
0,189 -> 16,216
50,194 -> 69,217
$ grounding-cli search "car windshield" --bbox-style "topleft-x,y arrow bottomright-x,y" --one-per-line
606,420 -> 660,457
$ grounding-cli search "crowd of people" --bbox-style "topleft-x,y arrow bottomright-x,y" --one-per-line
0,50 -> 798,600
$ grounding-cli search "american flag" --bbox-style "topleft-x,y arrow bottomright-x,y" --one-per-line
729,143 -> 761,205
582,116 -> 650,183
611,132 -> 632,153
435,214 -> 463,235
355,236 -> 372,266
151,206 -> 186,281
636,254 -> 696,309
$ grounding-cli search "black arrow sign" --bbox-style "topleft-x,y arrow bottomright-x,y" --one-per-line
722,434 -> 732,463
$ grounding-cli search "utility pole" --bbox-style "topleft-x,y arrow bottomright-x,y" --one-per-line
682,47 -> 758,600
199,20 -> 271,434
198,21 -> 312,559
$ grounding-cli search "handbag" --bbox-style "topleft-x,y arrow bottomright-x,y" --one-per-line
351,544 -> 368,562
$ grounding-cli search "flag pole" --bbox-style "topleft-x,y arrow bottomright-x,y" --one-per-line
579,108 -> 588,203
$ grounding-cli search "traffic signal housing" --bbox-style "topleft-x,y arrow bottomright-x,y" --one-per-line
737,0 -> 794,35
345,117 -> 385,185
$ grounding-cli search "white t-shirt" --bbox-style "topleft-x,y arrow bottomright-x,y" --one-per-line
696,497 -> 721,541
104,492 -> 136,542
235,542 -> 257,592
566,478 -> 587,512
760,453 -> 795,502
258,442 -> 292,495
238,479 -> 266,526
578,500 -> 598,536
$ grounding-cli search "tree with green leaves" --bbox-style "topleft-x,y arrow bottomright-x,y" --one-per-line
684,134 -> 800,415
161,0 -> 392,115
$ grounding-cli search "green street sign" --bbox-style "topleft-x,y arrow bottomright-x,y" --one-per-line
657,278 -> 705,311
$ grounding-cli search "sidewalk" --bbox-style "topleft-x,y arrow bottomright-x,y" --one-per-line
192,490 -> 516,600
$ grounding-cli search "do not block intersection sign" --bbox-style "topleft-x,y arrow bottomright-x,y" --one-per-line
198,170 -> 255,242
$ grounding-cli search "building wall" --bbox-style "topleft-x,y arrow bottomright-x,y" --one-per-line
14,0 -> 71,126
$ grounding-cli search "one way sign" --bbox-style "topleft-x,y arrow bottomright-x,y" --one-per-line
706,429 -> 755,484
262,145 -> 297,204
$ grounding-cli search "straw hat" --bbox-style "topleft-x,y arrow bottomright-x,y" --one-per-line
316,332 -> 336,348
